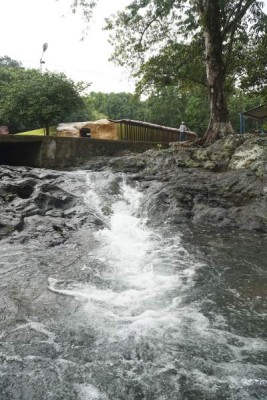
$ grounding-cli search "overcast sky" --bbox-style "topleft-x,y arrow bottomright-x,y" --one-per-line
1,0 -> 266,94
0,0 -> 133,93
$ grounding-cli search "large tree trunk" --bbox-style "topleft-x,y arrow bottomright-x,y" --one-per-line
200,0 -> 235,145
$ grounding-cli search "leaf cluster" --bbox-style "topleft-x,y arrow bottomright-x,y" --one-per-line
0,67 -> 88,133
105,0 -> 266,96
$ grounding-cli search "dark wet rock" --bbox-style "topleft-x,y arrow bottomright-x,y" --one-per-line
103,134 -> 267,232
109,156 -> 147,173
33,190 -> 76,213
0,167 -> 105,243
0,144 -> 266,399
0,209 -> 24,238
141,166 -> 267,232
1,134 -> 267,238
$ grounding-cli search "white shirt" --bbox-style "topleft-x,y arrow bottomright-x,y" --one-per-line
179,124 -> 187,132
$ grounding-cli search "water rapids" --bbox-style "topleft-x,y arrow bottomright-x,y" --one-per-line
0,168 -> 266,400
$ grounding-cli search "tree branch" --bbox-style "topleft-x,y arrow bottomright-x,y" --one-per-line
222,0 -> 255,37
222,28 -> 237,75
138,15 -> 161,47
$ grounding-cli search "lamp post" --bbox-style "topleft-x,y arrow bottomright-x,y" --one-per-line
40,43 -> 48,71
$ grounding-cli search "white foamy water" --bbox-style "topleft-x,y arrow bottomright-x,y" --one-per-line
47,171 -> 267,399
49,171 -> 200,325
1,167 -> 266,400
76,383 -> 108,400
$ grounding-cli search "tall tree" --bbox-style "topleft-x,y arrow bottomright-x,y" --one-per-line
104,0 -> 266,143
0,68 -> 88,134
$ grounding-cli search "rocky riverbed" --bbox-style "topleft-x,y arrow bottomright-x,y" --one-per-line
80,133 -> 267,233
0,133 -> 266,400
1,134 -> 267,240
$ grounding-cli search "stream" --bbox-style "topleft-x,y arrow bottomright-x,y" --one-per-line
0,168 -> 266,399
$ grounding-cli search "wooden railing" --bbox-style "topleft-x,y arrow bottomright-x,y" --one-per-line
110,119 -> 197,143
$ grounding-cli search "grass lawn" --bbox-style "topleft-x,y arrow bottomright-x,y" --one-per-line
16,127 -> 56,136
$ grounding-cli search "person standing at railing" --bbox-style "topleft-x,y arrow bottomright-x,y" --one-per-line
179,122 -> 189,141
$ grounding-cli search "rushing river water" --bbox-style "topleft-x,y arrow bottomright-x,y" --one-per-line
0,168 -> 266,400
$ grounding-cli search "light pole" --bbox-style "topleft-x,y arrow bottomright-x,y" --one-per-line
40,43 -> 48,71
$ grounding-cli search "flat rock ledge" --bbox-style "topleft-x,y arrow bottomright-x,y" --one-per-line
99,134 -> 267,233
1,134 -> 267,239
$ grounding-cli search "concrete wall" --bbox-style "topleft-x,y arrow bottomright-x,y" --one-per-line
0,136 -> 43,167
38,137 -> 168,168
0,135 -> 167,168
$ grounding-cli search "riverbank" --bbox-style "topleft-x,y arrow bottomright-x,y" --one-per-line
78,134 -> 267,233
1,134 -> 267,240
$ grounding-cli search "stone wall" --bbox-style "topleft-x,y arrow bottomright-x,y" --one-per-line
38,137 -> 167,168
0,136 -> 43,167
0,135 -> 168,168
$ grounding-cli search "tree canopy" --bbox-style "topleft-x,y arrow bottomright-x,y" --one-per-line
3,0 -> 267,141
82,88 -> 265,135
103,0 -> 266,142
84,91 -> 145,120
0,67 -> 88,134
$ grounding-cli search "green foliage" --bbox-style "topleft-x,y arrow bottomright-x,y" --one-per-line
0,67 -> 88,133
84,92 -> 145,120
183,90 -> 210,135
0,55 -> 23,68
62,106 -> 93,123
229,91 -> 265,132
144,87 -> 186,126
239,19 -> 267,94
83,88 -> 265,136
141,86 -> 209,135
69,0 -> 267,139
83,87 -> 210,136
136,38 -> 206,94
69,0 -> 96,21
84,92 -> 109,120
104,0 -> 267,114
